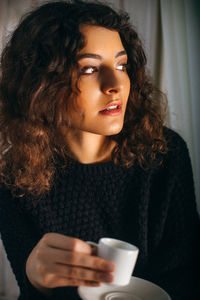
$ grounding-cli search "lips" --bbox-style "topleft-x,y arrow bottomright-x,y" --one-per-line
99,100 -> 122,112
99,100 -> 123,116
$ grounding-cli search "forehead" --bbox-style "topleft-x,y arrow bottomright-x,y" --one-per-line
79,25 -> 125,54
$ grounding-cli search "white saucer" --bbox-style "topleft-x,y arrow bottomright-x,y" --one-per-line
78,276 -> 171,300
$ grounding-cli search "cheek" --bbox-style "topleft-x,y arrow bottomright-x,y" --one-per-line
124,77 -> 131,100
79,76 -> 95,93
126,75 -> 131,91
72,93 -> 97,123
77,80 -> 100,109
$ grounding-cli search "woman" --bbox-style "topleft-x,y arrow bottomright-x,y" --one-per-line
0,1 -> 199,299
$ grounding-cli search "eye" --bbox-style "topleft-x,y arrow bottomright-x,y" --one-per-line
116,64 -> 128,71
80,66 -> 98,75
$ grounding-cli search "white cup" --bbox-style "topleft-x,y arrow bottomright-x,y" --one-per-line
88,237 -> 139,286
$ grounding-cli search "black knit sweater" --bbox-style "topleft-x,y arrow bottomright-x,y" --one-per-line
0,127 -> 200,300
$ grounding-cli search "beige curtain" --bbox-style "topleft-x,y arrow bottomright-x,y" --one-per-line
0,239 -> 20,298
160,0 -> 200,212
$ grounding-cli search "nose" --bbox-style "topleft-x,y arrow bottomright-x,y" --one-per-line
100,67 -> 122,95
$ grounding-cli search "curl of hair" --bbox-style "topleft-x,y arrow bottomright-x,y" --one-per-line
0,0 -> 168,198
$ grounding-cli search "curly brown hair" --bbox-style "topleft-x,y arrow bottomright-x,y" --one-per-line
0,0 -> 168,198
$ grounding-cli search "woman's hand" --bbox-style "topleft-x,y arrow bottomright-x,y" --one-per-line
26,233 -> 115,294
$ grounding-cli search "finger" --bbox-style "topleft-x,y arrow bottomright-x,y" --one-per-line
42,233 -> 91,254
67,279 -> 101,287
44,247 -> 115,272
91,245 -> 98,256
46,275 -> 101,288
50,263 -> 114,283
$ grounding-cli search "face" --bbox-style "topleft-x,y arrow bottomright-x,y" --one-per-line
68,25 -> 130,136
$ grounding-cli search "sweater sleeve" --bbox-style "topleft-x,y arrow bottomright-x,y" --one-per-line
146,130 -> 200,300
0,187 -> 53,300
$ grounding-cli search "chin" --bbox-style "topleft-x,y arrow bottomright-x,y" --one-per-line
102,124 -> 124,136
107,129 -> 123,136
83,120 -> 125,136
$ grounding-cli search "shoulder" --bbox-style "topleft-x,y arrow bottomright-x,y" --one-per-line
157,127 -> 195,189
163,126 -> 188,151
0,184 -> 9,197
162,126 -> 190,162
0,184 -> 13,205
0,184 -> 19,210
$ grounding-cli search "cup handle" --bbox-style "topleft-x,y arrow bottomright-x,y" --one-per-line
86,241 -> 98,255
87,241 -> 98,247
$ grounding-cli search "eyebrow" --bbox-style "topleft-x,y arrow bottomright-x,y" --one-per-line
76,50 -> 127,61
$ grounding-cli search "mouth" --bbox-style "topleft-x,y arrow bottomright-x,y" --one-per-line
99,100 -> 123,116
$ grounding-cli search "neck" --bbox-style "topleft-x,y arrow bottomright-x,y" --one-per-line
63,129 -> 116,164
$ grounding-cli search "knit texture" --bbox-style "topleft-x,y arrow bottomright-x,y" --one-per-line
0,127 -> 199,300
